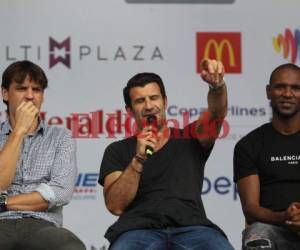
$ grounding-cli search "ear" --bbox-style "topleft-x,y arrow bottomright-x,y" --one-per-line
163,97 -> 168,109
266,85 -> 271,100
1,88 -> 8,102
125,105 -> 134,117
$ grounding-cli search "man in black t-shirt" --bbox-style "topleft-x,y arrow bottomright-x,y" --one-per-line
234,63 -> 300,250
99,59 -> 234,250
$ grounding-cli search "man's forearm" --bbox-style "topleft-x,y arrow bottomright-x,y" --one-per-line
207,83 -> 227,120
0,130 -> 25,190
244,204 -> 285,226
6,191 -> 49,212
104,157 -> 143,215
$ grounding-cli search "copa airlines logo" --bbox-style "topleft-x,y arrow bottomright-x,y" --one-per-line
2,36 -> 164,69
196,32 -> 242,73
273,28 -> 300,63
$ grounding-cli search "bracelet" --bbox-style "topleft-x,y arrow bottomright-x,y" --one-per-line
134,155 -> 146,165
208,80 -> 226,91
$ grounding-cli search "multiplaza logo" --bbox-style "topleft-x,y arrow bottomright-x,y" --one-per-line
196,32 -> 242,73
49,37 -> 71,68
273,28 -> 300,63
2,37 -> 164,69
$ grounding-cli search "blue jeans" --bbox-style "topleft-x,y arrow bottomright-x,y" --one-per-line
110,225 -> 234,250
242,222 -> 300,250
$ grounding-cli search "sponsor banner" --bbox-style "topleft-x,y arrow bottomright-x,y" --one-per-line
1,1 -> 294,249
196,32 -> 242,74
0,37 -> 164,69
273,27 -> 300,64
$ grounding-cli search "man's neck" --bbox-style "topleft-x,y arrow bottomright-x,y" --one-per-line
272,113 -> 300,135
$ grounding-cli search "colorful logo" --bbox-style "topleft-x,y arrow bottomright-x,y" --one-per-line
196,32 -> 241,73
73,172 -> 98,200
49,37 -> 71,68
273,28 -> 300,63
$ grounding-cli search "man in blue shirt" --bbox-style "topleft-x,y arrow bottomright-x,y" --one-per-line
0,60 -> 85,250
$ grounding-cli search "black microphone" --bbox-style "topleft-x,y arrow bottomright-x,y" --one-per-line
145,115 -> 157,157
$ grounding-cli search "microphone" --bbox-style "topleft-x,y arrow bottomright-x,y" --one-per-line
145,115 -> 157,157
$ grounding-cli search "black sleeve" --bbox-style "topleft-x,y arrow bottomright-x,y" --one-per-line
233,135 -> 259,182
98,141 -> 127,186
184,121 -> 215,162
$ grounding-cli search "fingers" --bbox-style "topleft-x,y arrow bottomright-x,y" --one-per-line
288,207 -> 300,222
286,220 -> 300,229
200,59 -> 225,85
292,202 -> 300,209
285,203 -> 300,229
201,59 -> 224,74
14,101 -> 39,135
286,203 -> 300,219
136,127 -> 158,158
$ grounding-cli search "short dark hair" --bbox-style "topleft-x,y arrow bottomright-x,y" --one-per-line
1,60 -> 48,107
123,72 -> 167,107
269,63 -> 300,85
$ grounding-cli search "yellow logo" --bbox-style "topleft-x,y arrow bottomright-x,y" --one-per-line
204,39 -> 236,67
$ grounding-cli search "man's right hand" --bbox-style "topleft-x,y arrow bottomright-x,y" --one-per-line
285,202 -> 300,234
14,101 -> 39,136
136,125 -> 158,159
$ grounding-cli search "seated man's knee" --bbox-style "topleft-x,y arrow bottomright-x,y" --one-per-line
31,226 -> 86,250
243,223 -> 276,250
244,237 -> 273,250
53,229 -> 86,250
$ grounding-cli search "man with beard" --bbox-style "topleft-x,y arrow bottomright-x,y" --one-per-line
99,59 -> 234,250
234,63 -> 300,249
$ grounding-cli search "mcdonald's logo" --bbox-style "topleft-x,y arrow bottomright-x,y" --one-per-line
196,32 -> 241,73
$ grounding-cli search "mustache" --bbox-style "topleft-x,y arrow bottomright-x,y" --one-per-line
141,109 -> 160,117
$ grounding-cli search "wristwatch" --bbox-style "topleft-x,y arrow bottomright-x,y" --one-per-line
0,193 -> 8,212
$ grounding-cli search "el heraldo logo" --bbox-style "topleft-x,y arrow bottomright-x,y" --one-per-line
196,32 -> 241,73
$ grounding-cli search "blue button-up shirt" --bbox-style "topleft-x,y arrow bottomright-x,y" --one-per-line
0,120 -> 77,226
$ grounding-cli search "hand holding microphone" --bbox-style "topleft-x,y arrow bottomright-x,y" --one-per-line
145,115 -> 157,157
136,115 -> 158,161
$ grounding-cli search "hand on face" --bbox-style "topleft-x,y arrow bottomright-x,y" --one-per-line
200,59 -> 225,87
14,101 -> 39,135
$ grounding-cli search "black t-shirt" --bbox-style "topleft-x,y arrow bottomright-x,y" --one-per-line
234,123 -> 300,212
99,124 -> 225,243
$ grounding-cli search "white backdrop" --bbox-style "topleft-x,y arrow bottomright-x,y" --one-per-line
0,0 -> 299,249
